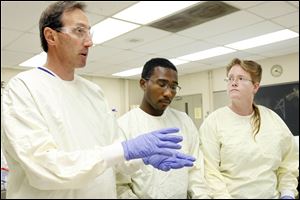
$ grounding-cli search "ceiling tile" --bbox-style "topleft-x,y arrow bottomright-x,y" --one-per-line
28,25 -> 40,34
271,12 -> 299,28
178,10 -> 264,40
158,40 -> 215,58
4,32 -> 41,54
225,1 -> 264,9
102,26 -> 171,49
1,50 -> 34,66
1,1 -> 53,31
1,29 -> 23,49
242,37 -> 299,56
204,21 -> 284,45
197,50 -> 254,65
177,62 -> 212,75
290,25 -> 299,33
98,49 -> 147,65
288,1 -> 299,8
77,61 -> 115,76
116,54 -> 161,70
86,12 -> 106,27
214,54 -> 267,68
248,1 -> 297,19
133,34 -> 195,54
88,45 -> 123,62
85,1 -> 137,16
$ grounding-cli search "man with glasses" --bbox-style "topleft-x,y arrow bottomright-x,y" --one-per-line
116,58 -> 211,199
1,2 -> 195,198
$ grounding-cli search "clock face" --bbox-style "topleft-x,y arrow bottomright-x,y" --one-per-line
271,65 -> 283,77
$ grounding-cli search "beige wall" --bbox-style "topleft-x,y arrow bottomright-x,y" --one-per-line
82,75 -> 126,117
2,53 -> 299,118
127,79 -> 143,110
1,68 -> 27,83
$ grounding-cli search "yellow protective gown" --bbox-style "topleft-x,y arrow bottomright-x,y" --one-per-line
199,106 -> 299,199
116,107 -> 211,199
2,67 -> 132,198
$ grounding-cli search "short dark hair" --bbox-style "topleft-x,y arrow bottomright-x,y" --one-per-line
39,1 -> 86,52
141,58 -> 177,79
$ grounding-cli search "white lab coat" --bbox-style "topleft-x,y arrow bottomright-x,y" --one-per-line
1,67 -> 134,198
199,106 -> 299,199
117,107 -> 211,199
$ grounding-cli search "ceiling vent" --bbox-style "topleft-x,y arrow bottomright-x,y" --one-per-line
149,1 -> 239,33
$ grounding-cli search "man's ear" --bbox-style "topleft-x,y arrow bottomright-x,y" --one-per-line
44,27 -> 57,46
140,78 -> 147,91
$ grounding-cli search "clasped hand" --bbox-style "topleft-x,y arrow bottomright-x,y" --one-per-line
121,127 -> 195,171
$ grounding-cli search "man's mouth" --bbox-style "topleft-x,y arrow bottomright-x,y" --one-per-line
160,100 -> 171,105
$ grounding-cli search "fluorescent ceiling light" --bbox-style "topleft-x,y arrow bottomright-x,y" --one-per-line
19,52 -> 47,68
112,67 -> 143,77
92,18 -> 140,45
113,1 -> 200,25
225,29 -> 299,50
169,58 -> 190,65
112,59 -> 188,77
177,47 -> 236,61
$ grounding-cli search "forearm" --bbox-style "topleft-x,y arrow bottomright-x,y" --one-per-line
3,135 -> 125,190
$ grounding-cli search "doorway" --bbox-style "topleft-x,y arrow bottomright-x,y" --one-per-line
170,93 -> 203,128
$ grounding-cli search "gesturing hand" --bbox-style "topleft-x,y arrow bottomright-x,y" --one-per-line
143,152 -> 196,171
122,127 -> 182,160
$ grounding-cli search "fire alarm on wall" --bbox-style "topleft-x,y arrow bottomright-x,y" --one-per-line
271,64 -> 283,77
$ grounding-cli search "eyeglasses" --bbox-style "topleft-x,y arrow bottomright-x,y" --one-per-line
146,78 -> 181,93
224,75 -> 253,84
55,26 -> 93,40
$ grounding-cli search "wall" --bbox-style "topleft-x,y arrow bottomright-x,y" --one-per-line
82,75 -> 126,117
174,71 -> 212,118
127,79 -> 143,111
1,68 -> 27,84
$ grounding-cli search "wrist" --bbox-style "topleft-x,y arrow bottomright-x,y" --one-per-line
142,157 -> 149,165
121,141 -> 130,160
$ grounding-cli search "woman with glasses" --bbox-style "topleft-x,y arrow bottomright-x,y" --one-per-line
199,58 -> 298,199
116,58 -> 211,199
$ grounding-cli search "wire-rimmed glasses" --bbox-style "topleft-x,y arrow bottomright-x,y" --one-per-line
146,78 -> 181,93
224,75 -> 253,84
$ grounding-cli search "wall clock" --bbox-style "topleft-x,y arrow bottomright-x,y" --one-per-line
271,64 -> 283,77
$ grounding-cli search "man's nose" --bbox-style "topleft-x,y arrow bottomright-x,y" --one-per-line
163,87 -> 175,97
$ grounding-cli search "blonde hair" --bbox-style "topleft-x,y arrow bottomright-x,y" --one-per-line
226,58 -> 262,138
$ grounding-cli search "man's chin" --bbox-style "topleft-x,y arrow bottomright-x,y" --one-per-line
76,63 -> 86,69
159,104 -> 169,111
